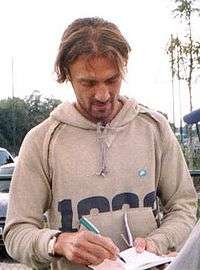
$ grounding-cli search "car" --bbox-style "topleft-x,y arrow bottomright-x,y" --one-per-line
0,147 -> 14,167
0,163 -> 15,249
0,162 -> 15,177
0,162 -> 47,251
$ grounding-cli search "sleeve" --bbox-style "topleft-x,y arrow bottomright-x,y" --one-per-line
147,119 -> 198,255
3,128 -> 60,269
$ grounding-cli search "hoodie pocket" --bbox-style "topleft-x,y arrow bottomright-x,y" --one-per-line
80,207 -> 157,251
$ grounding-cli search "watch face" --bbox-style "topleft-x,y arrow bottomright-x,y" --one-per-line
48,233 -> 62,257
48,237 -> 56,257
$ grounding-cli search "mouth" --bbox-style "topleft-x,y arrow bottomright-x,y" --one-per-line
92,102 -> 111,111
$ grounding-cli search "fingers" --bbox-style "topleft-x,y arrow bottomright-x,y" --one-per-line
134,237 -> 146,253
165,251 -> 177,257
54,231 -> 119,266
87,233 -> 119,258
145,239 -> 159,254
65,246 -> 105,266
74,235 -> 117,262
134,237 -> 159,254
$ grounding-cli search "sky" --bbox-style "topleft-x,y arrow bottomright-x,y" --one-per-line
0,0 -> 200,125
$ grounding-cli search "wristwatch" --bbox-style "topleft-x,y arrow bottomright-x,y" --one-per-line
48,232 -> 62,257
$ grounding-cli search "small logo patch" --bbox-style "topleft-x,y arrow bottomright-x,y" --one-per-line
138,169 -> 147,178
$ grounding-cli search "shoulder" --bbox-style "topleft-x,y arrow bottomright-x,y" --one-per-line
138,104 -> 169,126
21,117 -> 61,152
137,104 -> 175,145
137,104 -> 172,131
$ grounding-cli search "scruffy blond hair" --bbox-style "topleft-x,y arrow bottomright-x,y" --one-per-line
54,17 -> 131,83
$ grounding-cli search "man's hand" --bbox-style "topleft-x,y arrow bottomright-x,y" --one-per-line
53,231 -> 119,266
134,238 -> 177,270
134,237 -> 159,254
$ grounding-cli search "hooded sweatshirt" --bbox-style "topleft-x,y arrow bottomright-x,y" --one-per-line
4,97 -> 197,270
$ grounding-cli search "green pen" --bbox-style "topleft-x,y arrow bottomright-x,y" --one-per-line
79,216 -> 126,264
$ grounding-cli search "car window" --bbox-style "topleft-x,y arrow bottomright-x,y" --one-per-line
0,165 -> 15,175
0,150 -> 13,166
0,179 -> 11,193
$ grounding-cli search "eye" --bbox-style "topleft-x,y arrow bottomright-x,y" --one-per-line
81,80 -> 96,87
106,76 -> 119,85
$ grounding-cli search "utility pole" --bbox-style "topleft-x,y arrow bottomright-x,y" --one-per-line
11,57 -> 14,98
11,57 -> 16,153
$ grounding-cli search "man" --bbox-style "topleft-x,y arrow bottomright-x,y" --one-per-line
4,17 -> 197,270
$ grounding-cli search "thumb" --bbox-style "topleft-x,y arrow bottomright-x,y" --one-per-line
134,237 -> 146,253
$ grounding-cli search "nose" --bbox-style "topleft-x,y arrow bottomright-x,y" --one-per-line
94,84 -> 110,103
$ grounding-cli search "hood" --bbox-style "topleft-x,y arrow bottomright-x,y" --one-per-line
0,192 -> 9,217
50,96 -> 139,130
50,96 -> 140,176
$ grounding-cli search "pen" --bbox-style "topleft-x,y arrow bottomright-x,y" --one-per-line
79,216 -> 126,264
121,212 -> 134,248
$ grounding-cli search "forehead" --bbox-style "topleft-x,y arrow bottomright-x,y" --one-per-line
69,55 -> 119,80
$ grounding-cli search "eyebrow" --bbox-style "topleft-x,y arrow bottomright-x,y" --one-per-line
77,73 -> 120,82
105,73 -> 120,81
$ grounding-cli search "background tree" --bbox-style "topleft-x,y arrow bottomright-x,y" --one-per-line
0,98 -> 29,154
25,90 -> 61,130
167,0 -> 200,168
173,0 -> 200,113
166,34 -> 176,133
0,91 -> 61,155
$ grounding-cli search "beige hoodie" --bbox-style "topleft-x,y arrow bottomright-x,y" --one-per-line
4,97 -> 197,270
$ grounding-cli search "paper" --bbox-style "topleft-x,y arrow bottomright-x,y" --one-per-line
90,247 -> 174,270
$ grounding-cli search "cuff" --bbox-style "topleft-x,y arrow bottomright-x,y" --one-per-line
35,228 -> 62,263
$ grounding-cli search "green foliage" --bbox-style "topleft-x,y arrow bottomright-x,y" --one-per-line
25,90 -> 61,130
168,0 -> 200,167
197,199 -> 200,219
173,0 -> 200,20
181,144 -> 200,169
0,91 -> 61,155
0,97 -> 29,154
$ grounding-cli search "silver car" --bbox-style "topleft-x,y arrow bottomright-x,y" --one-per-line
0,163 -> 15,249
0,147 -> 14,167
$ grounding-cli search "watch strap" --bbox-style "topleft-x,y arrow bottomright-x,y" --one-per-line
48,232 -> 62,257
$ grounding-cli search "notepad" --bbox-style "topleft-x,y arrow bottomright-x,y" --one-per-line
90,247 -> 174,270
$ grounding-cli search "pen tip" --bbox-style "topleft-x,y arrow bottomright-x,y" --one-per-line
118,255 -> 126,264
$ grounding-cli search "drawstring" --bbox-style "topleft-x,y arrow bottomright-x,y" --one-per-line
96,122 -> 126,177
96,122 -> 109,177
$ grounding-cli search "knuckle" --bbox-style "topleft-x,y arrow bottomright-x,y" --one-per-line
74,241 -> 81,248
79,230 -> 88,239
93,256 -> 104,266
103,250 -> 111,260
70,248 -> 80,261
104,236 -> 113,246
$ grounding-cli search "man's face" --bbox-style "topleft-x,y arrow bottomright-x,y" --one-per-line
69,55 -> 122,123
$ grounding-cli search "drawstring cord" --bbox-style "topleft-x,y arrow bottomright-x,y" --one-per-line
96,122 -> 108,177
96,122 -> 127,177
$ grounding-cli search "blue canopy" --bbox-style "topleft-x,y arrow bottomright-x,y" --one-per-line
183,109 -> 200,124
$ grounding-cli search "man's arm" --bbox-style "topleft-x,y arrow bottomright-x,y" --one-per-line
3,130 -> 60,268
146,124 -> 197,255
3,128 -> 119,268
